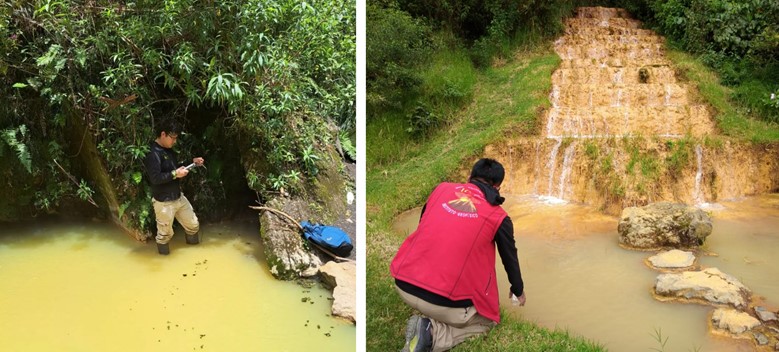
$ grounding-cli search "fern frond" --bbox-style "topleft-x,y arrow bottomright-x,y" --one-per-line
339,132 -> 356,161
1,126 -> 32,173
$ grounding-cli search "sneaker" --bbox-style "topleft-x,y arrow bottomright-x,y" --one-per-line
402,315 -> 432,352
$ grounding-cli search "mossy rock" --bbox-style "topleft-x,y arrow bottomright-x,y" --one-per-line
258,197 -> 326,280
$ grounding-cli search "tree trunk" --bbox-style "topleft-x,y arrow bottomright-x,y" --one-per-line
64,105 -> 148,242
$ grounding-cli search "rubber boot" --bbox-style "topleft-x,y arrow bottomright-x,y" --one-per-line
185,232 -> 200,245
157,242 -> 170,255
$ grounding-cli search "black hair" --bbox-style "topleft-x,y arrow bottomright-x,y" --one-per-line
155,119 -> 182,137
469,158 -> 505,186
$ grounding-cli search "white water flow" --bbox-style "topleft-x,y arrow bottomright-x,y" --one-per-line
544,139 -> 563,199
557,142 -> 577,199
693,144 -> 704,204
392,194 -> 779,352
0,220 -> 356,351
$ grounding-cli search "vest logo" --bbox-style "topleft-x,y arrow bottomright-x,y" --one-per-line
441,186 -> 480,218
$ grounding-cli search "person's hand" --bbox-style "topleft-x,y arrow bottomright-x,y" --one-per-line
193,157 -> 204,166
175,166 -> 189,178
510,290 -> 526,306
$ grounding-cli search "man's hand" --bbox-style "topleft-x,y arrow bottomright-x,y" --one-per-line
175,166 -> 189,178
509,290 -> 526,307
193,157 -> 205,166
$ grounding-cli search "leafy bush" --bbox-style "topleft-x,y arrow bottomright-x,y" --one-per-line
0,0 -> 355,222
367,4 -> 434,114
406,104 -> 440,135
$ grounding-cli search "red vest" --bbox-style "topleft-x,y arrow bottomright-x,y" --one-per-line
391,182 -> 508,322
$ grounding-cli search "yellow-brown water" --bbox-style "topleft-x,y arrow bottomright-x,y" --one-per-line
0,219 -> 355,351
392,194 -> 779,351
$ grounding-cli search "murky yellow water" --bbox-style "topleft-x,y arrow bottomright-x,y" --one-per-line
392,195 -> 779,352
0,219 -> 355,351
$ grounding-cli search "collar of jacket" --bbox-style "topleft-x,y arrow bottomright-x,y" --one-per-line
469,180 -> 505,206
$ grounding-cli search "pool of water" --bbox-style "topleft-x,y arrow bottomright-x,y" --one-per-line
392,194 -> 779,352
0,218 -> 355,351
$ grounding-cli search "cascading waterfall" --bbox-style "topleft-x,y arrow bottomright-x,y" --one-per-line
532,6 -> 716,205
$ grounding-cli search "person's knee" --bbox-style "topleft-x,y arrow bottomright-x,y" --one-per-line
183,214 -> 199,234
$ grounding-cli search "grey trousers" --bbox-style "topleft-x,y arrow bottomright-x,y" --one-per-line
396,285 -> 496,352
152,194 -> 199,244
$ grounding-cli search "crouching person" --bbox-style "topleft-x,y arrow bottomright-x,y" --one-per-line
143,119 -> 205,255
390,158 -> 526,351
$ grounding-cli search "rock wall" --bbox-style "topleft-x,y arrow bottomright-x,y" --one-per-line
484,138 -> 779,213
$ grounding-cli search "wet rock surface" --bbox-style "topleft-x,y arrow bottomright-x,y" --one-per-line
654,267 -> 750,309
755,332 -> 770,345
319,261 -> 356,324
647,249 -> 695,269
618,202 -> 712,249
711,308 -> 760,334
756,306 -> 779,322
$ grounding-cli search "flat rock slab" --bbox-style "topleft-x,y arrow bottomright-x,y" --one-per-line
712,308 -> 760,334
319,261 -> 356,324
655,267 -> 751,309
648,249 -> 696,269
618,202 -> 712,249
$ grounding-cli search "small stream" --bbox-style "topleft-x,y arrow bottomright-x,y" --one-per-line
0,219 -> 355,351
392,194 -> 779,352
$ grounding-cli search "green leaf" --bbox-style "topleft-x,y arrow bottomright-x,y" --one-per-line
12,83 -> 27,88
118,202 -> 130,219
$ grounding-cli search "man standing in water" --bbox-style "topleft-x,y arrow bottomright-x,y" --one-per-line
143,119 -> 205,255
390,158 -> 526,352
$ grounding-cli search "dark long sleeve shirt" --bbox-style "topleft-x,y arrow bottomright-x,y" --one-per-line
143,141 -> 182,201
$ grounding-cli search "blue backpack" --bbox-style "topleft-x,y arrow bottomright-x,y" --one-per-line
300,221 -> 353,258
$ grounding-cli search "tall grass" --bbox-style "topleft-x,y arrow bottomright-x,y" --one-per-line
419,47 -> 477,115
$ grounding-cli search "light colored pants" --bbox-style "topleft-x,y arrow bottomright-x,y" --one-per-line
396,285 -> 496,352
152,195 -> 199,244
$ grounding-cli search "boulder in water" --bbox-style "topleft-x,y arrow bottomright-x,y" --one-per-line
319,261 -> 356,323
259,198 -> 324,280
711,308 -> 760,334
654,267 -> 751,309
618,202 -> 712,249
647,249 -> 696,269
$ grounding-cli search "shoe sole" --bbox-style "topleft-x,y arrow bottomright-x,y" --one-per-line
401,315 -> 420,352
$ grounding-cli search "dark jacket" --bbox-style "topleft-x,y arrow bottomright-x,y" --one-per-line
143,141 -> 182,201
396,180 -> 524,308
